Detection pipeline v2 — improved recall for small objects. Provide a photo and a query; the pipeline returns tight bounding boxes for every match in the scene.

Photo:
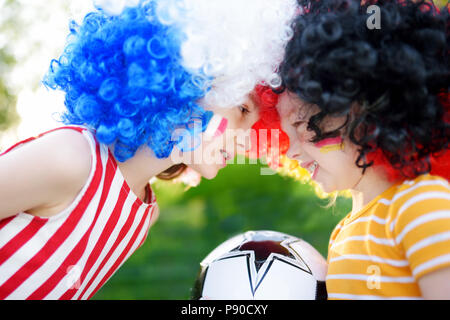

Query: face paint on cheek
[314,137,344,154]
[204,114,228,139]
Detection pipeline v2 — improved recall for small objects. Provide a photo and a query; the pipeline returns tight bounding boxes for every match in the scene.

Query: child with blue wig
[0,0,297,299]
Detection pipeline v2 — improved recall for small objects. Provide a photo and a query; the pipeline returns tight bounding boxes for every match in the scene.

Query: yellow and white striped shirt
[326,174,450,300]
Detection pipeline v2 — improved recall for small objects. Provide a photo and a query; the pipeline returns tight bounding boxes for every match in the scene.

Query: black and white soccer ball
[192,230,327,300]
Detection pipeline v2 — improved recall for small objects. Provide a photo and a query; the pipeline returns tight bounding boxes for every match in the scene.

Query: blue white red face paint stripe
[204,114,228,139]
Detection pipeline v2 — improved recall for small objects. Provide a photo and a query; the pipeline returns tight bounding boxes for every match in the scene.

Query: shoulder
[45,128,95,196]
[389,175,450,282]
[29,128,93,182]
[3,127,92,179]
[392,174,450,215]
[384,174,449,210]
[18,128,92,194]
[390,174,450,245]
[0,127,94,218]
[31,128,95,216]
[399,174,449,191]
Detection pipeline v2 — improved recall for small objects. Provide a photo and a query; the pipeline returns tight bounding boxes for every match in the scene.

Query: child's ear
[344,101,368,141]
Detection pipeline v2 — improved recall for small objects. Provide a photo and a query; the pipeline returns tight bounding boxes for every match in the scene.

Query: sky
[0,0,95,149]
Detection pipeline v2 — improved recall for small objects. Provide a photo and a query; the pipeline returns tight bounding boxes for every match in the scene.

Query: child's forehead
[276,92,295,115]
[277,92,311,118]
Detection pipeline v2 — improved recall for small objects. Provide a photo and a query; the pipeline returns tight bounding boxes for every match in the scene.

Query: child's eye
[239,104,250,115]
[292,120,305,128]
[292,109,308,128]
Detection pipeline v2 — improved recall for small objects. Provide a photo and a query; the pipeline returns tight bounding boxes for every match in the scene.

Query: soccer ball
[191,230,328,300]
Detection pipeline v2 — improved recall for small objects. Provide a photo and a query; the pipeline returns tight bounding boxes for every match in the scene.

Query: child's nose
[235,137,251,154]
[286,145,301,161]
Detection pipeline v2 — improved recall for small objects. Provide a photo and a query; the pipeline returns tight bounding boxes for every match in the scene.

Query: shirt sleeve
[393,178,450,281]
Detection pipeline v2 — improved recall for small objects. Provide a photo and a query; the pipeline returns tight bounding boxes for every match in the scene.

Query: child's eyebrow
[294,99,317,121]
[247,92,258,109]
[296,106,308,120]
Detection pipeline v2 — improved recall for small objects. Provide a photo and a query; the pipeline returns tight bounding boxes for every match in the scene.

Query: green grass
[92,161,351,300]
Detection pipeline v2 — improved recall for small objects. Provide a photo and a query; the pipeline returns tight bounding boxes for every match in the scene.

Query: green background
[92,161,351,300]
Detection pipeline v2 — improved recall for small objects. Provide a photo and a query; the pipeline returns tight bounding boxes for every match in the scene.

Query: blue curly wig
[43,1,213,162]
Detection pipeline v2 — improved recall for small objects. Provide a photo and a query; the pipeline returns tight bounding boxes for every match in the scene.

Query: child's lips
[300,160,319,178]
[220,149,233,161]
[219,149,234,167]
[300,161,314,170]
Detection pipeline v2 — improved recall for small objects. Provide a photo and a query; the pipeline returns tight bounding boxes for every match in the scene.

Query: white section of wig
[93,0,140,15]
[176,0,298,108]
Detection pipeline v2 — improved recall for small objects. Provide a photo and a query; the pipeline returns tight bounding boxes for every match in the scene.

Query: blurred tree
[0,0,20,132]
[436,0,447,8]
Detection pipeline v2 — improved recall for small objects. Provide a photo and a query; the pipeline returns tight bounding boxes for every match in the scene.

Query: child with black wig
[0,0,297,299]
[277,0,450,299]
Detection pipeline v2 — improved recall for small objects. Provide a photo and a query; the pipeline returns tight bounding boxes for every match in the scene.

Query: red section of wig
[367,91,449,181]
[249,85,289,169]
[428,91,449,181]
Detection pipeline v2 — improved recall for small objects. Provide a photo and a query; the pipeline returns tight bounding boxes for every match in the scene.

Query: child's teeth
[221,150,228,159]
[308,161,317,174]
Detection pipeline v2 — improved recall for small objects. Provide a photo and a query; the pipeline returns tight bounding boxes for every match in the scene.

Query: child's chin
[314,178,336,194]
[200,168,220,180]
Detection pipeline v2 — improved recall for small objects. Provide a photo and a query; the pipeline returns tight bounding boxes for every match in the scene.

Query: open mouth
[302,160,319,178]
[220,149,232,161]
[219,149,235,167]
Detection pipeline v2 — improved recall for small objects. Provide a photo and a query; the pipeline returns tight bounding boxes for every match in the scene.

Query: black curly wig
[280,0,449,180]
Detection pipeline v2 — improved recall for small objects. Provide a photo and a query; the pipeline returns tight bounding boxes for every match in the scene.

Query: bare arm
[0,129,92,219]
[419,267,450,299]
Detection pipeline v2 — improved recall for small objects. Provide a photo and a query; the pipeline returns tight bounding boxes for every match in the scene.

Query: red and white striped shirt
[0,126,157,300]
